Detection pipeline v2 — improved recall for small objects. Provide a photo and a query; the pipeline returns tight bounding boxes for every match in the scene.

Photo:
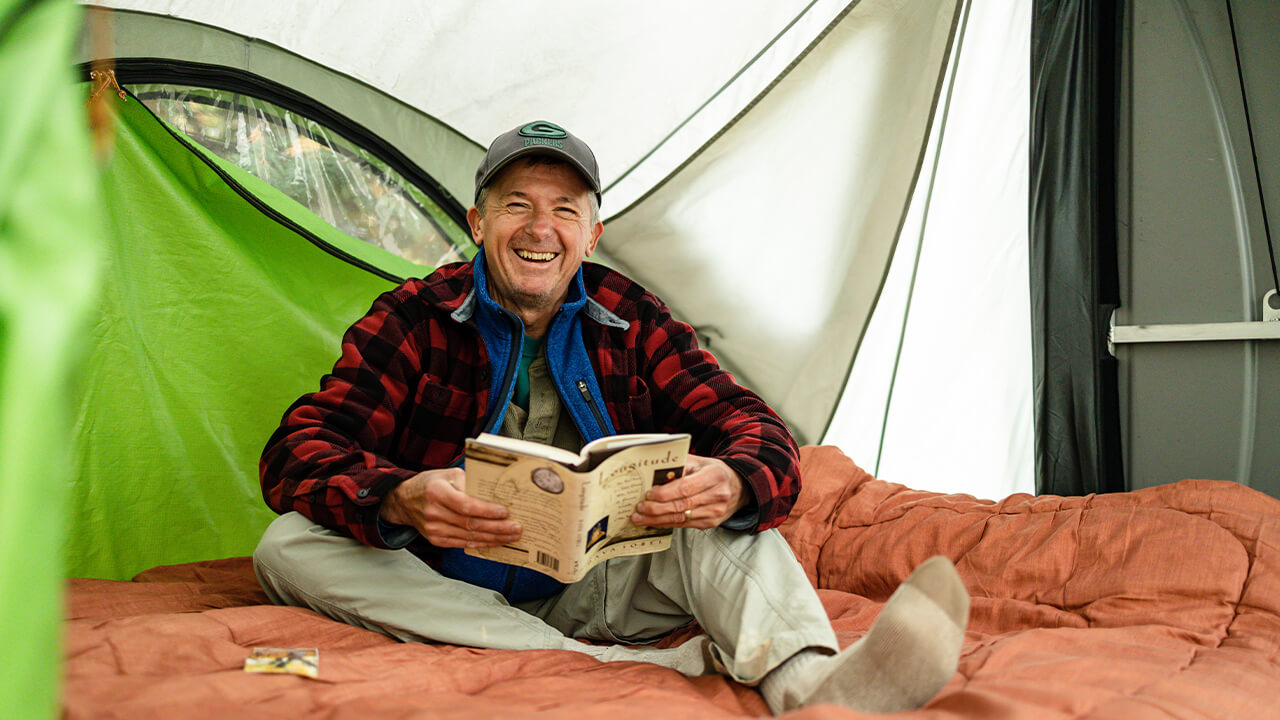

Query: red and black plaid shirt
[260,261,801,550]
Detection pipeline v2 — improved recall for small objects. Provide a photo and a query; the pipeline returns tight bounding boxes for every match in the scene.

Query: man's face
[468,158,603,335]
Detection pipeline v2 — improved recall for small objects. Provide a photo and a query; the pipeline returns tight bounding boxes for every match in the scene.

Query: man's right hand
[377,468,521,548]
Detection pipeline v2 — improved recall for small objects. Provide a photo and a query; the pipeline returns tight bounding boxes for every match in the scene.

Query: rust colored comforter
[64,446,1280,718]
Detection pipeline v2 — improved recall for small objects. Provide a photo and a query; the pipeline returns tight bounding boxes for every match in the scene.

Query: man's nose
[525,208,555,238]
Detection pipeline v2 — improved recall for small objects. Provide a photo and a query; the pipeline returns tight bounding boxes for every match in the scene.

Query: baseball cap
[474,121,602,205]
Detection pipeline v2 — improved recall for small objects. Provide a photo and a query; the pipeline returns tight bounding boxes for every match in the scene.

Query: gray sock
[760,555,969,714]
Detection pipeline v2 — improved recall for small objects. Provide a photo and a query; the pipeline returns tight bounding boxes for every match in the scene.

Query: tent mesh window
[131,84,472,268]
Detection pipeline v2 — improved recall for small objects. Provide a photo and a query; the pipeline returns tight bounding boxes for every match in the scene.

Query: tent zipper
[122,87,406,283]
[82,57,468,229]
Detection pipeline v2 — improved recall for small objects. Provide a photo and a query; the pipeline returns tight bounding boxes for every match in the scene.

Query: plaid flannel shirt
[260,259,801,554]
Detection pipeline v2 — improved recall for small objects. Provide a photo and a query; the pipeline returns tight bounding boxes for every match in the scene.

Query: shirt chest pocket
[616,376,654,432]
[402,377,479,465]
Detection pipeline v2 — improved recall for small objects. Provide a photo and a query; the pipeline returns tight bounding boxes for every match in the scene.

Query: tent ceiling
[90,0,849,212]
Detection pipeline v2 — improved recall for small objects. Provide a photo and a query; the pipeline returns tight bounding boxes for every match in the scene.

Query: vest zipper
[576,379,609,438]
[485,314,524,434]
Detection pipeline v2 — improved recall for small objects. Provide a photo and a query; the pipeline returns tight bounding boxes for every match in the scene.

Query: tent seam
[604,0,864,224]
[600,0,825,197]
[825,0,970,449]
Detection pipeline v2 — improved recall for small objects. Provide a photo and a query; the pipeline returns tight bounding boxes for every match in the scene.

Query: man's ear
[585,220,603,256]
[467,206,484,245]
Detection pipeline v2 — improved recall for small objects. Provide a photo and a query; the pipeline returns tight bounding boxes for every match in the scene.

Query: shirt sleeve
[259,288,423,548]
[637,305,801,532]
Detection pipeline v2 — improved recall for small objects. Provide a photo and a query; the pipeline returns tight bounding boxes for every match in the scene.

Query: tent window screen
[131,84,473,267]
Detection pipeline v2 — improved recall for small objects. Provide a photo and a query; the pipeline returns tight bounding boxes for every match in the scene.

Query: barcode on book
[536,552,560,571]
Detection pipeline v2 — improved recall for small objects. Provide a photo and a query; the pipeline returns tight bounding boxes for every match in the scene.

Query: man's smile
[514,249,559,263]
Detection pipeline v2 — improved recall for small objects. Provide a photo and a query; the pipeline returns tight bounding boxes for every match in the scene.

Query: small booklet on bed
[464,432,690,583]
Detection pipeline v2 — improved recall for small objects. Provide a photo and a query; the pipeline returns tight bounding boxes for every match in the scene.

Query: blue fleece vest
[436,253,617,603]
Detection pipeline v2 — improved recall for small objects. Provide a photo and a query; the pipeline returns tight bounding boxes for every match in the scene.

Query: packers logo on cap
[476,120,600,202]
[519,121,569,139]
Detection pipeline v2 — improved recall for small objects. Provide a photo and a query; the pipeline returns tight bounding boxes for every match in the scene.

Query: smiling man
[468,155,603,338]
[254,121,969,715]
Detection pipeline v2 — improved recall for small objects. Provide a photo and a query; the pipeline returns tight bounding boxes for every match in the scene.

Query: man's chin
[487,272,575,320]
[495,287,561,318]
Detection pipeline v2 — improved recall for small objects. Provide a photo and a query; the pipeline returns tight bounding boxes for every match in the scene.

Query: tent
[62,0,1003,583]
[1,0,1276,717]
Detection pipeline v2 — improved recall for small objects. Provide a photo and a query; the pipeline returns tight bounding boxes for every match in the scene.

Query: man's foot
[761,555,969,714]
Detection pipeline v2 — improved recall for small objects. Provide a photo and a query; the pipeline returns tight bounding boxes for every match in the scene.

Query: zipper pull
[576,379,610,437]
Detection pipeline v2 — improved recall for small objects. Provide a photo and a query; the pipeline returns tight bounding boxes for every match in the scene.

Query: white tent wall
[825,0,1034,499]
[602,0,962,446]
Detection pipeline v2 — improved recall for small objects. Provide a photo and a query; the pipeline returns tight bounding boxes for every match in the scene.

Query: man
[254,120,968,714]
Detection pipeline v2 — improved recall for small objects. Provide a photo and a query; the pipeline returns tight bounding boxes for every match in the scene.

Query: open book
[464,432,690,583]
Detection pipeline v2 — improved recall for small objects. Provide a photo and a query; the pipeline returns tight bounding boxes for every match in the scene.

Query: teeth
[515,249,557,262]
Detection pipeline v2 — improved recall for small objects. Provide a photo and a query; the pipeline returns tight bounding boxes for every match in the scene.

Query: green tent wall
[67,92,472,580]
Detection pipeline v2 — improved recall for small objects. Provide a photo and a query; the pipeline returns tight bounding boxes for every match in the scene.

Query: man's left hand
[631,454,749,529]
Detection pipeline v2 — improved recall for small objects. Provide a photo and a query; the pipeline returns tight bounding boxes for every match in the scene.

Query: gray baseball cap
[474,121,601,205]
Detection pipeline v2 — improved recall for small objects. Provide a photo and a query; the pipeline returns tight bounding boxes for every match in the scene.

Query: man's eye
[554,207,579,218]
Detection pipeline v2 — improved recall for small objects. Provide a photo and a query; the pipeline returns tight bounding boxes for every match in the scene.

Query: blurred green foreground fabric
[1,1,104,717]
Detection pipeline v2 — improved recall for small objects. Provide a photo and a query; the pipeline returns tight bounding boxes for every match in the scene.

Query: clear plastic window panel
[131,84,474,268]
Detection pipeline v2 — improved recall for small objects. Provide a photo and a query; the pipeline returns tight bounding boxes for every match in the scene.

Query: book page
[578,433,684,472]
[466,455,585,579]
[579,435,688,567]
[467,433,584,466]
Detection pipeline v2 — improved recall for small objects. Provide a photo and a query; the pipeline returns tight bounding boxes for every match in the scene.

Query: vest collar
[450,252,626,330]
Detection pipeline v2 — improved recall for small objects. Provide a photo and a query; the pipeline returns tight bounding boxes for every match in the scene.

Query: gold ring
[683,509,692,522]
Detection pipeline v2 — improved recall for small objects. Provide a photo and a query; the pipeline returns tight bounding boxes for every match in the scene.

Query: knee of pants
[669,526,794,565]
[252,511,311,574]
[251,511,348,604]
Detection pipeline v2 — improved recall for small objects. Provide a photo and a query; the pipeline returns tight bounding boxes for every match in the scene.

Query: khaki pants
[253,512,838,682]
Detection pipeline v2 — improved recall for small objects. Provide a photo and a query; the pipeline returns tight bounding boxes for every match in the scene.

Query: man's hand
[378,468,521,548]
[631,454,750,529]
